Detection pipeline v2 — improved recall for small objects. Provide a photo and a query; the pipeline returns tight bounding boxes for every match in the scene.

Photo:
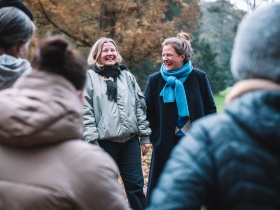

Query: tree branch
[38,0,91,46]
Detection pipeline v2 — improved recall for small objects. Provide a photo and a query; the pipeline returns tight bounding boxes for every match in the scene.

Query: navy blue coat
[149,90,280,210]
[144,69,216,204]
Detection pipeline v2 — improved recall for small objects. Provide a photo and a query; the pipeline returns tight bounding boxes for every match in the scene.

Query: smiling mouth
[105,58,115,61]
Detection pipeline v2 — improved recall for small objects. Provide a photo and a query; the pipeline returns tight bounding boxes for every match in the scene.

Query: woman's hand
[141,144,151,156]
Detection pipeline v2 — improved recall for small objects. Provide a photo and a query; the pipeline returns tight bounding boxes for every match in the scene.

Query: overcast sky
[201,0,280,12]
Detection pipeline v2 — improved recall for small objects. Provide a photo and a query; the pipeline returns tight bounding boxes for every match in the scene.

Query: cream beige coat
[0,70,130,210]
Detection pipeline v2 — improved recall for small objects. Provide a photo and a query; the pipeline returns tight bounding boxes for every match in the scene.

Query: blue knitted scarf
[160,61,193,117]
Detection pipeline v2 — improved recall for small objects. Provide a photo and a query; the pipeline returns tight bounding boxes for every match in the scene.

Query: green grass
[213,94,225,113]
[213,87,232,113]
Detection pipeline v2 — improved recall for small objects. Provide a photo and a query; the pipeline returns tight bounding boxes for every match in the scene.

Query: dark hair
[0,0,34,21]
[32,35,87,91]
[0,7,35,50]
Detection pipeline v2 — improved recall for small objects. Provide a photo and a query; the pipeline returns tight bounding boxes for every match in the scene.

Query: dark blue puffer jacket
[149,90,280,210]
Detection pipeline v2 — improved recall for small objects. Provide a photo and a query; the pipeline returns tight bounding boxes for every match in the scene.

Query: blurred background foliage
[26,0,272,95]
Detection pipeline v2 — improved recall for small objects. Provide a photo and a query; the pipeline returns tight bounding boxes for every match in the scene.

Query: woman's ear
[181,54,185,62]
[18,41,30,58]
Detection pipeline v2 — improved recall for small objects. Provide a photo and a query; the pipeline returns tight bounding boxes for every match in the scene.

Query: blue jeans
[99,135,146,210]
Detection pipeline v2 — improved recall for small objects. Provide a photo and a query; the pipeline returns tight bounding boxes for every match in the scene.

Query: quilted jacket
[149,80,280,210]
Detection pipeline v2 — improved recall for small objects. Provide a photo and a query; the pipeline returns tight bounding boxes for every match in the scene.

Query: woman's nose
[162,55,168,61]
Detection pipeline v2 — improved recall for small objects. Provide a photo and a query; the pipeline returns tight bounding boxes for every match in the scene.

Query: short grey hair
[0,7,35,50]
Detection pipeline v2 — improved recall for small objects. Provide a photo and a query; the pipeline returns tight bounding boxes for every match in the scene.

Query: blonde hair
[87,37,122,68]
[162,31,193,63]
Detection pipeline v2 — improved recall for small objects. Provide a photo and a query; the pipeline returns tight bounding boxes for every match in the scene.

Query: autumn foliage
[24,0,200,195]
[23,0,200,198]
[25,0,200,68]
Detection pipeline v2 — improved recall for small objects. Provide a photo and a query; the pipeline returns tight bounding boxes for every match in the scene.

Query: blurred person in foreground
[0,0,35,90]
[0,35,130,210]
[144,31,216,205]
[148,4,280,210]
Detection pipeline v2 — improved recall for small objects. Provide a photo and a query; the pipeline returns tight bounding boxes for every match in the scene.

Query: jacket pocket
[97,114,123,139]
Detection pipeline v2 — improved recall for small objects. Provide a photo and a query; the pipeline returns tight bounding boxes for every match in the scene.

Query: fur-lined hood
[225,79,280,148]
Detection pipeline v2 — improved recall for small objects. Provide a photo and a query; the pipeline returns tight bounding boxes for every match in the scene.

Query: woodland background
[25,0,277,93]
[24,0,278,196]
[24,0,243,93]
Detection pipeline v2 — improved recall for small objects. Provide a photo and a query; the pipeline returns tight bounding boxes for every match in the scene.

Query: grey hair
[162,31,193,63]
[87,37,122,68]
[0,7,35,50]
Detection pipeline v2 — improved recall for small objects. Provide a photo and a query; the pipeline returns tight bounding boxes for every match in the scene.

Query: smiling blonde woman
[83,37,151,210]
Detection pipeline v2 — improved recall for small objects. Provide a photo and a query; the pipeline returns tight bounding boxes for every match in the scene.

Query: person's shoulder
[189,68,208,83]
[191,68,206,76]
[186,112,234,149]
[118,64,132,77]
[148,71,161,80]
[86,68,98,77]
[121,68,132,76]
[120,68,137,84]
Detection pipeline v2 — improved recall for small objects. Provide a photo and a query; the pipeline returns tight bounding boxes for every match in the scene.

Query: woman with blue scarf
[144,31,216,205]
